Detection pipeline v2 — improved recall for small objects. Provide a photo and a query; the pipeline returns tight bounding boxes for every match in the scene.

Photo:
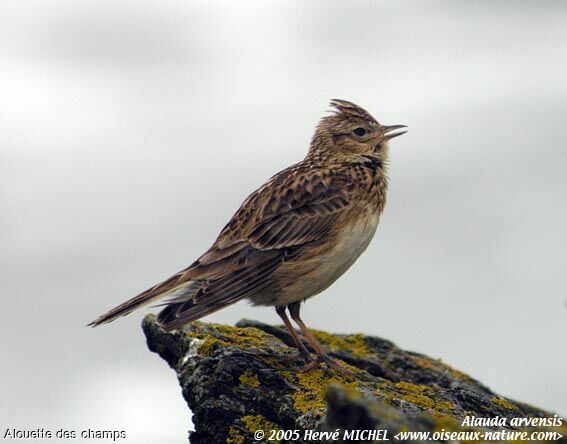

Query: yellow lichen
[433,357,472,381]
[395,381,433,393]
[239,370,261,388]
[240,415,281,443]
[185,323,276,356]
[226,427,245,444]
[373,381,455,414]
[430,414,461,431]
[291,368,361,413]
[310,329,372,357]
[491,396,517,411]
[411,356,433,368]
[194,337,224,357]
[410,356,472,381]
[446,366,472,381]
[210,323,274,347]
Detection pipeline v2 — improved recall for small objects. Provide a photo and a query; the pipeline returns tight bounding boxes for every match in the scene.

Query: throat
[361,154,383,170]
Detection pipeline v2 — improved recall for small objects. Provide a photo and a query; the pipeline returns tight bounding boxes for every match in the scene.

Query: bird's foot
[295,354,356,376]
[319,354,357,376]
[297,359,320,372]
[254,349,313,363]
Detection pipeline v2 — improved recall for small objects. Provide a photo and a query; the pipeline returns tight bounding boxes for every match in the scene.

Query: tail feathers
[156,252,281,331]
[87,281,200,327]
[87,293,158,327]
[156,295,242,332]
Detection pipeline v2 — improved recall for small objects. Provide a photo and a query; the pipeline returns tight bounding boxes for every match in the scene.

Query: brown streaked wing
[247,186,352,250]
[215,166,356,251]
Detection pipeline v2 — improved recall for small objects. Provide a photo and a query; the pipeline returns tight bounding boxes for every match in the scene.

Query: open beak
[381,124,408,141]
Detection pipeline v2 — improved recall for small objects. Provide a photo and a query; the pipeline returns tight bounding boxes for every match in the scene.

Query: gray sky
[1,1,566,441]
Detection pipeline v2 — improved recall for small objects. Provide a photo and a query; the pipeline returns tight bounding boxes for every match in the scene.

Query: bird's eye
[352,127,367,137]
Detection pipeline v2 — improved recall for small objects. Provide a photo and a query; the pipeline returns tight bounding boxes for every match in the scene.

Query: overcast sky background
[1,1,566,442]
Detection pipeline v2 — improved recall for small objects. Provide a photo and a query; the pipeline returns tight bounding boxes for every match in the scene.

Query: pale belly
[252,211,381,307]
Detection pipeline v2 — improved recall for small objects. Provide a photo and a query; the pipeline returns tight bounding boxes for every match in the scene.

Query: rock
[142,315,565,443]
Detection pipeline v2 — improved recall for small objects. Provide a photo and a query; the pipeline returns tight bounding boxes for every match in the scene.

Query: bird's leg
[288,301,355,375]
[273,306,314,362]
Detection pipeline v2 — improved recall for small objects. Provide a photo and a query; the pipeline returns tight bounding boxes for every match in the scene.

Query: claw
[293,353,357,375]
[297,360,320,372]
[320,355,356,376]
[255,350,314,363]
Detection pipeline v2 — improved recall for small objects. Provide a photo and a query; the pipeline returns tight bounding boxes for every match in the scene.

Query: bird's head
[309,99,407,163]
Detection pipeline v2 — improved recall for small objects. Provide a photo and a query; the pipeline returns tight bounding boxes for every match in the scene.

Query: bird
[89,99,407,372]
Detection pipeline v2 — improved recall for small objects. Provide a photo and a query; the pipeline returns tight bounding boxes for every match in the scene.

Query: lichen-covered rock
[142,315,565,443]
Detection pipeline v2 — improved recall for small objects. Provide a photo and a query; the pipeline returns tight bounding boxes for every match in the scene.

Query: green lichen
[239,370,261,388]
[310,329,372,357]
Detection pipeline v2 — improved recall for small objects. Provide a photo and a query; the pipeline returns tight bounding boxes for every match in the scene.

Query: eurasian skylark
[90,100,406,372]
